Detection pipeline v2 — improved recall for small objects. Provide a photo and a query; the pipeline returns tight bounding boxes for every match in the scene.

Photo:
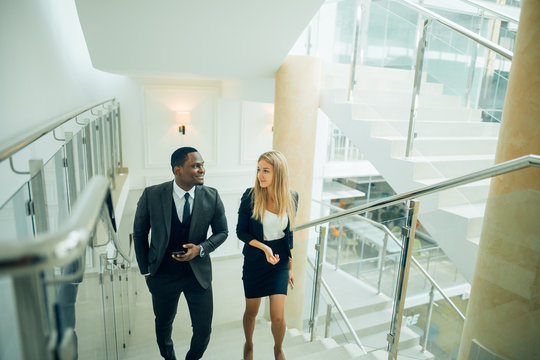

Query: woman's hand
[263,246,280,265]
[288,269,294,289]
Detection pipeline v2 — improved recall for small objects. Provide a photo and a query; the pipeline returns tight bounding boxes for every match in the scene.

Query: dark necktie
[183,192,191,223]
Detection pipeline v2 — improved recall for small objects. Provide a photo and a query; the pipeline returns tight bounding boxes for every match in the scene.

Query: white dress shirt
[172,181,195,222]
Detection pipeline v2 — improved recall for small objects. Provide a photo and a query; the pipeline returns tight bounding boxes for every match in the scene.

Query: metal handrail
[459,0,519,24]
[0,176,130,276]
[0,98,115,161]
[314,199,466,320]
[294,154,540,231]
[397,0,513,60]
[306,258,365,351]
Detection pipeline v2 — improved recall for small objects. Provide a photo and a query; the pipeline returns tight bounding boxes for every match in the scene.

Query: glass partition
[43,149,70,232]
[0,182,34,241]
[305,193,471,357]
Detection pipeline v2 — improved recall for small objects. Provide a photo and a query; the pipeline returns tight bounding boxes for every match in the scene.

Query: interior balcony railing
[0,99,130,360]
[297,154,539,359]
[302,0,518,157]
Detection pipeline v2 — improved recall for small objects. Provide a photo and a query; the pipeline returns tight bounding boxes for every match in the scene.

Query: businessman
[133,147,228,360]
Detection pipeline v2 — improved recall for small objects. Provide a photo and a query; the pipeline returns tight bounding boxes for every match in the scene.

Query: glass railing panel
[362,0,418,69]
[90,117,105,176]
[416,16,511,126]
[43,149,70,232]
[100,253,120,359]
[75,267,108,360]
[72,132,87,197]
[307,195,474,356]
[0,182,34,241]
[0,276,24,359]
[400,294,466,359]
[303,264,367,348]
[308,0,358,65]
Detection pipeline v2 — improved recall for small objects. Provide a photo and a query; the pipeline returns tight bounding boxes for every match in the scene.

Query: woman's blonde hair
[251,151,296,225]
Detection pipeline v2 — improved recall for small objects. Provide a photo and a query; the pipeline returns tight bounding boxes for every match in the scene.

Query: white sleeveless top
[263,210,288,241]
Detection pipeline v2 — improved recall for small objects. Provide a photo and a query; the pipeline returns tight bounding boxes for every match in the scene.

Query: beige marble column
[458,1,540,358]
[273,55,322,329]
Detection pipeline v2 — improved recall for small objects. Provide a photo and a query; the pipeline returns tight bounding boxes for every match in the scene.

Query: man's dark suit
[133,181,228,359]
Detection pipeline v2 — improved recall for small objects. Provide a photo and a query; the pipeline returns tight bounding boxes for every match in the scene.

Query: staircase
[303,263,436,359]
[320,63,501,281]
[206,317,432,359]
[116,255,437,359]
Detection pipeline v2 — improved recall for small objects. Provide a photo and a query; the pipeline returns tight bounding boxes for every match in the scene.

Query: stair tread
[406,154,495,162]
[294,343,364,360]
[359,327,421,351]
[441,202,486,217]
[377,135,498,141]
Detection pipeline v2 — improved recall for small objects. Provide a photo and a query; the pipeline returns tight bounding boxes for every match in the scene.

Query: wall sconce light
[175,112,191,135]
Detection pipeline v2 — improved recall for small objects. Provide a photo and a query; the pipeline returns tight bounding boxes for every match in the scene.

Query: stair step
[352,89,462,108]
[285,338,338,358]
[377,136,498,157]
[416,177,491,206]
[359,327,421,352]
[352,103,482,122]
[349,347,435,359]
[325,308,393,338]
[407,155,495,180]
[440,203,486,237]
[362,119,500,138]
[295,342,365,359]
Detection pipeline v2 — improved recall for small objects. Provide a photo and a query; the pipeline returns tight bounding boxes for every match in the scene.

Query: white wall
[0,0,133,207]
[121,76,275,256]
[0,1,133,358]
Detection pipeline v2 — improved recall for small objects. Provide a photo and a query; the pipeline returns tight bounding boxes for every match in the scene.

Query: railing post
[347,0,362,102]
[106,106,116,189]
[83,122,94,181]
[422,284,435,352]
[335,223,343,270]
[64,132,78,209]
[377,233,388,295]
[309,226,327,342]
[325,303,332,338]
[405,19,430,158]
[115,103,124,169]
[387,200,420,359]
[465,10,485,107]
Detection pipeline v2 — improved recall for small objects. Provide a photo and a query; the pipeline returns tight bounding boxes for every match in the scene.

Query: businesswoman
[236,151,298,360]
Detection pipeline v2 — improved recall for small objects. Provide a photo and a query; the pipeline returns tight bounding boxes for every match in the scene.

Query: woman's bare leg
[269,294,287,360]
[243,298,261,360]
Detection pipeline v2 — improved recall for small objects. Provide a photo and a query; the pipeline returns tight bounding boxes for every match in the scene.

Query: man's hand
[172,244,201,262]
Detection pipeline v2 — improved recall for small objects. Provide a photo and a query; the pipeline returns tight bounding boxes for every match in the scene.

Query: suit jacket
[236,188,298,259]
[133,181,228,289]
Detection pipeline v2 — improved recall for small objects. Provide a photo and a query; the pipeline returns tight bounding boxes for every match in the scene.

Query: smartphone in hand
[172,250,186,256]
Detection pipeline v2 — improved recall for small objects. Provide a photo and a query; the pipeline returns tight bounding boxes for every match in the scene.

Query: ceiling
[75,0,325,79]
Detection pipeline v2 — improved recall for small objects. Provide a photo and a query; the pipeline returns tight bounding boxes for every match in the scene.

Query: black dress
[242,237,290,298]
[236,188,298,299]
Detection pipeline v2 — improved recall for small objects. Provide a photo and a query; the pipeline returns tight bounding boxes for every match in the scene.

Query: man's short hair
[171,147,198,173]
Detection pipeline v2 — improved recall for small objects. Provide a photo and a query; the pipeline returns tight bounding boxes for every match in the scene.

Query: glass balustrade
[305,191,473,357]
[0,100,128,360]
[0,182,34,241]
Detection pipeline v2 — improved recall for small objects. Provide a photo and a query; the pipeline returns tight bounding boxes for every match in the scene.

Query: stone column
[458,1,540,358]
[273,55,322,329]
